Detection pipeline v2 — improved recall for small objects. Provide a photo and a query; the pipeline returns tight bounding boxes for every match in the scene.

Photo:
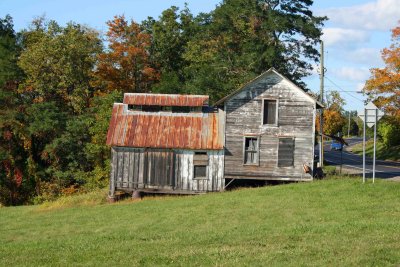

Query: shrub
[378,120,400,148]
[33,181,62,204]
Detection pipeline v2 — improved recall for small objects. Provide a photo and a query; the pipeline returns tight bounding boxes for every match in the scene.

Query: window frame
[193,151,208,180]
[261,98,279,126]
[243,136,260,166]
[277,137,295,168]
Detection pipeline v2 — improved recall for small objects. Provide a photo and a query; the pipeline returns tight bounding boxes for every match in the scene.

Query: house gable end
[215,68,321,108]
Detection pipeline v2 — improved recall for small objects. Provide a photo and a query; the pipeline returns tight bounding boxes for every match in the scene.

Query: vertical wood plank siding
[224,73,315,181]
[110,148,224,193]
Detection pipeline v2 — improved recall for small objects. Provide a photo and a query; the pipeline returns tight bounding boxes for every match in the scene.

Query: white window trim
[261,98,279,127]
[243,136,260,166]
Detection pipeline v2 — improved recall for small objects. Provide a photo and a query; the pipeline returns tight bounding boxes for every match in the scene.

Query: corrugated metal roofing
[106,103,224,150]
[123,93,209,107]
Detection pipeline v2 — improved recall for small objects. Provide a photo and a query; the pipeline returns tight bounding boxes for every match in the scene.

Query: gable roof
[214,68,323,108]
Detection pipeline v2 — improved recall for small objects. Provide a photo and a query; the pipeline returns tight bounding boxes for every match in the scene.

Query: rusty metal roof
[123,93,209,107]
[106,103,224,150]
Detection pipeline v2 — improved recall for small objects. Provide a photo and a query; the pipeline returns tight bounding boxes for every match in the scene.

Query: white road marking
[325,160,385,173]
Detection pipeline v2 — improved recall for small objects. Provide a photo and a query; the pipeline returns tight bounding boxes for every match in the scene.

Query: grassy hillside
[1,178,400,266]
[351,140,400,161]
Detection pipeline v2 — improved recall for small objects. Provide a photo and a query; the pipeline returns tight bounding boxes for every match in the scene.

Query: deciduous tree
[365,22,400,120]
[316,91,347,136]
[0,15,31,205]
[94,15,159,93]
[18,19,102,114]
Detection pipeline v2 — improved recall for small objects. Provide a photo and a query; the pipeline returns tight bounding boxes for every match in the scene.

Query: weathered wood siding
[174,150,224,192]
[224,73,316,181]
[110,147,224,194]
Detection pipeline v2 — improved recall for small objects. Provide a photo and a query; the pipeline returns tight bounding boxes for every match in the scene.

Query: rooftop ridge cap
[123,93,209,98]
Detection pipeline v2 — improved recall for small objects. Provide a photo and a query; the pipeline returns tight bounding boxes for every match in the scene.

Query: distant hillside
[1,178,400,266]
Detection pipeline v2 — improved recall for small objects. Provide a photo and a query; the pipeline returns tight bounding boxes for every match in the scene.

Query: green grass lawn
[1,178,400,266]
[351,140,400,161]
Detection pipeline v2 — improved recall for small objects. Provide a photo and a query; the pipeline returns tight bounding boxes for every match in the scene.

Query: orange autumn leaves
[94,15,159,94]
[365,22,400,120]
[316,91,347,136]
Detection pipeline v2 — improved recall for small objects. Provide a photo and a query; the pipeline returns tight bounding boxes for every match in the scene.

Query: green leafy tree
[83,91,122,188]
[147,6,196,94]
[183,0,326,101]
[378,118,400,148]
[0,15,22,86]
[23,102,66,195]
[39,91,122,192]
[253,0,326,84]
[342,111,359,137]
[18,19,102,114]
[0,15,31,205]
[8,19,104,203]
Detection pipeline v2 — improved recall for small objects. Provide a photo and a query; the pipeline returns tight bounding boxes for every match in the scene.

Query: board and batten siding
[109,147,224,195]
[224,73,316,181]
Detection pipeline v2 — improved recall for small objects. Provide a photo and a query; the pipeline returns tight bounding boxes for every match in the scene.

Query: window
[263,99,277,125]
[132,106,202,113]
[128,105,142,111]
[194,165,207,179]
[193,152,208,179]
[172,106,191,113]
[244,137,259,165]
[278,138,295,167]
[142,105,161,112]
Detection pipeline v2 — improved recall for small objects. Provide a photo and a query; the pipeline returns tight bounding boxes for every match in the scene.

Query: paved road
[316,137,400,179]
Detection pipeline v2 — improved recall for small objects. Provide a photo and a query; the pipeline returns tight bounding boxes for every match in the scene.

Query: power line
[324,76,364,103]
[325,89,360,93]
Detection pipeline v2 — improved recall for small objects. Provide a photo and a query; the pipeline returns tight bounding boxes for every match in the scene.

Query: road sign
[358,102,385,183]
[358,102,384,127]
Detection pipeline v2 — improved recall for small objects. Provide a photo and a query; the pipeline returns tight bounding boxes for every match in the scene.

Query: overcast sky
[1,0,399,112]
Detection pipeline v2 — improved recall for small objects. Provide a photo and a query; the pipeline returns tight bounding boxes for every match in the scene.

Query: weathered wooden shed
[215,68,323,182]
[106,94,225,199]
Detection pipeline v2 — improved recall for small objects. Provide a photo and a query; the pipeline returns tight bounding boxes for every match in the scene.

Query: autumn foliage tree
[94,16,159,93]
[316,91,347,136]
[364,22,400,120]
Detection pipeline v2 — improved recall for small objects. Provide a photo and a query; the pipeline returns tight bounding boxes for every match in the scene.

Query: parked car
[330,141,343,151]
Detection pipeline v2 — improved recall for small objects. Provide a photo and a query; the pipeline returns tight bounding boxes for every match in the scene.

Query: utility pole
[363,108,366,183]
[373,109,377,183]
[319,41,324,167]
[348,111,351,137]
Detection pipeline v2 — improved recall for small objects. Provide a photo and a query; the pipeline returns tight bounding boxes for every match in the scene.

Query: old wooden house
[106,68,322,198]
[215,68,323,182]
[106,94,225,199]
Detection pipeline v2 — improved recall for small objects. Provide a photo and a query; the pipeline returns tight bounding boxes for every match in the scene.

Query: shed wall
[109,147,224,195]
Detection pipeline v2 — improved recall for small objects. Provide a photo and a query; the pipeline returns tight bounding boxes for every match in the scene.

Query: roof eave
[316,101,324,109]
